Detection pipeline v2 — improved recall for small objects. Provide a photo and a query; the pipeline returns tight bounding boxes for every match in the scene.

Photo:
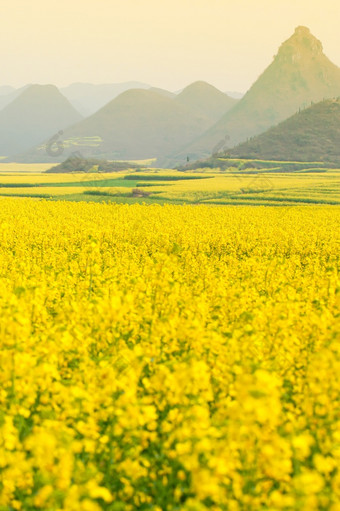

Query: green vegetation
[46,156,144,173]
[123,174,210,181]
[225,99,340,163]
[180,157,333,172]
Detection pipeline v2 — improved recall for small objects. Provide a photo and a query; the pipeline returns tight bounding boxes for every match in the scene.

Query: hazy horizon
[1,0,339,93]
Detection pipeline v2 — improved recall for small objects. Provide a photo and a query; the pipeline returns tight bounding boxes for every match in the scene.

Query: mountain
[180,26,340,160]
[18,88,215,163]
[226,99,340,163]
[175,81,237,123]
[60,82,151,116]
[0,84,82,156]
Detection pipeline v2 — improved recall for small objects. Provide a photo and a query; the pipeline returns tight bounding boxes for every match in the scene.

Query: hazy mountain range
[0,81,242,118]
[14,83,237,163]
[2,26,340,166]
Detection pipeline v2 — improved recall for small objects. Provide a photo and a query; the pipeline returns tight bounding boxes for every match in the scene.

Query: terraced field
[0,160,339,206]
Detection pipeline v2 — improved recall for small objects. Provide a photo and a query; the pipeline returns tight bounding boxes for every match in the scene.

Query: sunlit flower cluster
[0,200,339,510]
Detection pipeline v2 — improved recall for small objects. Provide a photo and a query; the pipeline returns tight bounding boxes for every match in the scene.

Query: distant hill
[227,99,340,163]
[0,84,82,156]
[175,81,237,123]
[61,88,211,160]
[20,87,228,163]
[60,82,151,116]
[179,26,340,160]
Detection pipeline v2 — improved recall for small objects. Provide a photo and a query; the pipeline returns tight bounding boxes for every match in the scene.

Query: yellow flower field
[0,200,339,510]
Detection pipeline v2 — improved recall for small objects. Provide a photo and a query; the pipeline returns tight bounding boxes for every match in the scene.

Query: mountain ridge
[16,82,237,163]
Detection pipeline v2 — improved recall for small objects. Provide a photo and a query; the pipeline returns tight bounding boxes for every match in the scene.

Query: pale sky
[0,0,339,93]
